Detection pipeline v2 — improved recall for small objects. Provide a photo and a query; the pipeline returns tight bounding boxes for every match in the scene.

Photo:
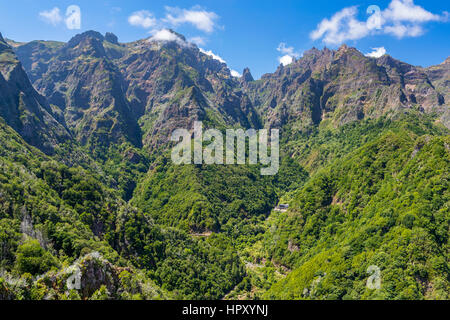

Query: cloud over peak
[279,55,294,66]
[230,70,241,78]
[188,36,207,46]
[128,6,219,48]
[149,29,184,43]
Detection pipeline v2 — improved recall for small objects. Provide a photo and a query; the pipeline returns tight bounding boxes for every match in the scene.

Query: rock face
[244,45,446,130]
[0,33,70,154]
[7,31,450,157]
[425,56,450,105]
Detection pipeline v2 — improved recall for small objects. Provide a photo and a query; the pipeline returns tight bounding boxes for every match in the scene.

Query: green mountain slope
[1,29,449,301]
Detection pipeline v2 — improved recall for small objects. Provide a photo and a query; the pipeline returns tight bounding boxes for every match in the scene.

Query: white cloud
[164,6,218,33]
[39,7,63,26]
[189,36,206,46]
[279,55,294,66]
[230,70,241,77]
[310,0,447,45]
[365,47,387,58]
[277,43,300,66]
[199,48,226,63]
[128,10,157,29]
[149,29,185,44]
[65,5,81,30]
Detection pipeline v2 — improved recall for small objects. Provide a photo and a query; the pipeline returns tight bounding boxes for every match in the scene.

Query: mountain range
[0,30,448,300]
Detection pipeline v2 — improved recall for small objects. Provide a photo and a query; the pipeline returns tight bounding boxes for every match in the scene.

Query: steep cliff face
[376,54,444,112]
[0,33,70,154]
[245,45,446,131]
[11,32,449,152]
[14,40,64,84]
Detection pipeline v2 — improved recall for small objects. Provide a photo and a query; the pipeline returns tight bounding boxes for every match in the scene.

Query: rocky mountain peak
[376,54,414,75]
[0,32,4,43]
[70,30,104,42]
[242,67,254,82]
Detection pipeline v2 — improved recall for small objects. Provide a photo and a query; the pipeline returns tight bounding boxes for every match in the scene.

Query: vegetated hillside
[1,29,449,300]
[260,125,449,300]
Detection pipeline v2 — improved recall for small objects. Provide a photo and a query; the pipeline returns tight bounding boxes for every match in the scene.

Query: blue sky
[0,0,449,78]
